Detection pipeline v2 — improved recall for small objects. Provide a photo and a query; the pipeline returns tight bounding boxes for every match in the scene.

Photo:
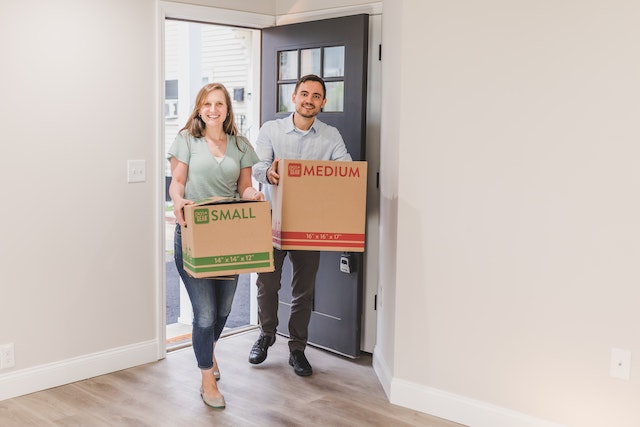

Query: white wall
[181,0,275,15]
[0,0,160,400]
[380,1,640,426]
[0,0,277,401]
[276,0,375,15]
[3,0,638,426]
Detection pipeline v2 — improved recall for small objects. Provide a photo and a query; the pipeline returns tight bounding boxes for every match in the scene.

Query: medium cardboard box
[181,197,274,278]
[271,159,367,252]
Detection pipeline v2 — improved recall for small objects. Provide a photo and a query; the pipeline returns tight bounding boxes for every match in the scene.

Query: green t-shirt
[167,130,259,201]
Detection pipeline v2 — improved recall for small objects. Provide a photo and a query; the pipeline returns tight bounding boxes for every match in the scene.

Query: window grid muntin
[276,45,345,113]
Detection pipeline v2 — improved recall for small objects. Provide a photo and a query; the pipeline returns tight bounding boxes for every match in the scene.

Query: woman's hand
[238,167,264,201]
[173,197,194,226]
[242,187,265,201]
[168,158,192,226]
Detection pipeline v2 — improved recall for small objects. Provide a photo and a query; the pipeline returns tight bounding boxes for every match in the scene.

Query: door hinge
[378,44,382,61]
[374,294,377,310]
[376,172,379,189]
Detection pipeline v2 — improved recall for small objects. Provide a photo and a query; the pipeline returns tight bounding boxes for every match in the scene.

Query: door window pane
[323,46,345,77]
[324,81,344,112]
[279,50,298,80]
[278,83,296,113]
[300,48,321,76]
[276,45,346,113]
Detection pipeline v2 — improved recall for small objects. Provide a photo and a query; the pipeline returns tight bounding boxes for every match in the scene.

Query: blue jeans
[174,224,238,369]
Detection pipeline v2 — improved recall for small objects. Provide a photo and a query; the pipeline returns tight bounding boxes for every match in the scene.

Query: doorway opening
[163,18,261,348]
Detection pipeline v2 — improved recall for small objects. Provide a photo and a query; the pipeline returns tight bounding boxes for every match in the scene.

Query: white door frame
[156,2,272,359]
[156,1,382,358]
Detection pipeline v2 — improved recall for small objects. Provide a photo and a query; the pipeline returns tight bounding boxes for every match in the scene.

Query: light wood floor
[0,329,464,427]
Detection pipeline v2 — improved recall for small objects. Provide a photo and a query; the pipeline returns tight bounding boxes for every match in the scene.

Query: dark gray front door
[261,14,369,357]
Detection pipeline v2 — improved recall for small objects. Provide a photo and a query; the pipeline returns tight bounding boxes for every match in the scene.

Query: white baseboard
[0,340,159,402]
[373,346,566,427]
[372,344,392,398]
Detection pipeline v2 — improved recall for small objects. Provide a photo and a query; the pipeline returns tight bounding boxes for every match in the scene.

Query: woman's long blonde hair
[181,83,239,138]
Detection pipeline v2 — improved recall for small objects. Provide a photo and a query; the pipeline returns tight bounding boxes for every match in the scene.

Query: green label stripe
[185,261,272,274]
[186,251,271,266]
[183,252,272,273]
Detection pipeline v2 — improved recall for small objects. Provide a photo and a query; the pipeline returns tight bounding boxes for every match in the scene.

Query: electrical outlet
[610,348,631,380]
[127,159,146,183]
[0,343,15,369]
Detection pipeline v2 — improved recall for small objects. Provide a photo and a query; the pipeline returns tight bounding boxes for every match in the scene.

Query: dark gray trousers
[256,248,320,352]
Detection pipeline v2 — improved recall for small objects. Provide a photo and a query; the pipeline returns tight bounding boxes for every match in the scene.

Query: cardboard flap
[192,196,257,207]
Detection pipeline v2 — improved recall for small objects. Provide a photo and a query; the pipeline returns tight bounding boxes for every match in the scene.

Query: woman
[168,83,264,409]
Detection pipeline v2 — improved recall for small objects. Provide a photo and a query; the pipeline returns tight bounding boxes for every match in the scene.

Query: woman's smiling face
[199,89,228,126]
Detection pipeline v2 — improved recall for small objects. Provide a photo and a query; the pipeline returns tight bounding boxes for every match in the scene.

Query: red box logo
[288,162,302,177]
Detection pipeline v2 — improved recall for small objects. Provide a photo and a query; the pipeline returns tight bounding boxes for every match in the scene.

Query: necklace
[205,135,227,149]
[205,134,227,158]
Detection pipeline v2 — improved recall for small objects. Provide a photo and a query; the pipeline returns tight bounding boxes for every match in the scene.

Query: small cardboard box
[271,159,367,252]
[181,197,274,278]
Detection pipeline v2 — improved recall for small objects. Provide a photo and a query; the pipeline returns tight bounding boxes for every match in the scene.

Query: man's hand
[268,159,281,185]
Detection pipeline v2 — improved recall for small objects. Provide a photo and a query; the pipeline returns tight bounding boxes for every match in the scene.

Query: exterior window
[164,79,178,118]
[323,81,344,112]
[300,48,321,76]
[276,45,345,113]
[278,83,296,113]
[279,50,298,80]
[323,46,344,77]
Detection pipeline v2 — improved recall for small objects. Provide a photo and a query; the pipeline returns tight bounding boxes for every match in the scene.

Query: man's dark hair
[294,74,326,99]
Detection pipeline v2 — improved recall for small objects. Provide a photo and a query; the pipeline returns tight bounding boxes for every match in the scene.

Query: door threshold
[166,324,259,352]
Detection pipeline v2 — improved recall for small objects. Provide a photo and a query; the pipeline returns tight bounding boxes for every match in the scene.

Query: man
[249,74,352,376]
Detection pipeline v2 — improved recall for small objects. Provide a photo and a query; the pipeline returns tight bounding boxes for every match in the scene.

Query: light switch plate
[0,343,15,369]
[127,160,146,183]
[610,348,631,380]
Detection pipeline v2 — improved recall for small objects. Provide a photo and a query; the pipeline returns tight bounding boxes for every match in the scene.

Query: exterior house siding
[164,20,255,179]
